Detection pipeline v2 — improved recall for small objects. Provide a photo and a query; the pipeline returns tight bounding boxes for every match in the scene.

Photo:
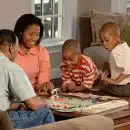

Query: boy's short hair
[62,39,81,53]
[99,22,120,37]
[0,29,16,45]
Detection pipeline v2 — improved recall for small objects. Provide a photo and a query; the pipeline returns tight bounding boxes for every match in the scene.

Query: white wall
[0,0,126,79]
[111,0,127,13]
[0,0,32,30]
[77,0,111,17]
[0,0,78,79]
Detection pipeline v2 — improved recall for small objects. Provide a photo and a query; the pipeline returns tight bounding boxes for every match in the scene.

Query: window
[33,0,63,40]
[32,0,77,47]
[127,0,130,13]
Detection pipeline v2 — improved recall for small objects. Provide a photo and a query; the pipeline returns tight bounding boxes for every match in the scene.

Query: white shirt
[0,54,36,111]
[109,42,130,85]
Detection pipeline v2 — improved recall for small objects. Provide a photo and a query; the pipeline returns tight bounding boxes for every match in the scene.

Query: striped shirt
[60,55,97,88]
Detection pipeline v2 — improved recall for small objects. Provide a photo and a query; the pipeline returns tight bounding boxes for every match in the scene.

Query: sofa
[0,111,114,130]
[79,15,109,70]
[79,9,130,70]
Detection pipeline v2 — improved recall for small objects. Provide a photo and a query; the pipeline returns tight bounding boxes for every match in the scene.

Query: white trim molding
[111,0,127,13]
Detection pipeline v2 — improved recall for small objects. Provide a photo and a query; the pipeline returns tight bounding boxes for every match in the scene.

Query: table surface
[41,92,130,125]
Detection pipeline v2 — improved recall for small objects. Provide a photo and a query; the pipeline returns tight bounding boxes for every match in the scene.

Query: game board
[52,88,120,100]
[60,92,100,99]
[47,95,101,113]
[47,89,129,114]
[82,99,129,115]
[47,95,129,114]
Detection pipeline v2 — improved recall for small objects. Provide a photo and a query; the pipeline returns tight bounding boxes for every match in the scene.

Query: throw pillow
[89,9,124,46]
[122,24,130,46]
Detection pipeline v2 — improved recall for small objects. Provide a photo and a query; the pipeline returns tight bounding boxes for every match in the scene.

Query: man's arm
[10,96,48,110]
[24,96,48,110]
[8,63,48,110]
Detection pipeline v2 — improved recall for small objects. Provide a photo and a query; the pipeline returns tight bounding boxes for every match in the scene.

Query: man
[0,29,55,129]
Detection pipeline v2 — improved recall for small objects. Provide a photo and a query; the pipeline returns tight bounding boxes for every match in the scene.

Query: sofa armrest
[79,16,93,52]
[24,115,114,130]
[0,111,13,130]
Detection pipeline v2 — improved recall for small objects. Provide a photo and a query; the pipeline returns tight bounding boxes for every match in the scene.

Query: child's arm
[80,64,97,89]
[104,73,129,85]
[73,84,87,92]
[60,63,72,91]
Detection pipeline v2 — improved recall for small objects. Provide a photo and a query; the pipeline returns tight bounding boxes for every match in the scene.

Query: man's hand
[24,96,49,110]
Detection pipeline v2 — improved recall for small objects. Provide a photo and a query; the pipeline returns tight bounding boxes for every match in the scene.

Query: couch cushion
[122,24,130,46]
[23,115,114,130]
[0,111,13,130]
[83,46,109,70]
[89,9,124,45]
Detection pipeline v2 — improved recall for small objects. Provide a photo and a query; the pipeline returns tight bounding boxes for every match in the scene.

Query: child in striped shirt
[60,39,98,92]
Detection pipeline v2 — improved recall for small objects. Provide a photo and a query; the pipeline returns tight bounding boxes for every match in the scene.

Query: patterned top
[14,45,50,89]
[60,55,97,88]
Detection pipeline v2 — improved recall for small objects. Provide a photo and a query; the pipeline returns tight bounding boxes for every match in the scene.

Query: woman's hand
[36,81,54,95]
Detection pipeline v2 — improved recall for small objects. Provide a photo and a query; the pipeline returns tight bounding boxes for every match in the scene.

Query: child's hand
[73,85,87,92]
[61,83,68,92]
[101,70,109,80]
[67,82,76,91]
[61,86,67,92]
[103,77,117,85]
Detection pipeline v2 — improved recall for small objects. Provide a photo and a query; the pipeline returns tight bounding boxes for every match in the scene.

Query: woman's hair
[0,29,16,45]
[14,14,44,44]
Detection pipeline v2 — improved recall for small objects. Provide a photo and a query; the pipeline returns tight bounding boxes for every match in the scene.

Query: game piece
[92,99,97,104]
[64,106,68,109]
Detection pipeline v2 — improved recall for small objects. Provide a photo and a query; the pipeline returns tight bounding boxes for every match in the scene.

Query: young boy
[99,22,130,97]
[60,39,98,92]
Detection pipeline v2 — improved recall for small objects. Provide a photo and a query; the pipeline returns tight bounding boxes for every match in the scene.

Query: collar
[18,46,38,56]
[111,42,128,54]
[0,52,9,60]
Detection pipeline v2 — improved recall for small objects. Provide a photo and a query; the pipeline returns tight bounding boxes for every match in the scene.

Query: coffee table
[45,94,130,130]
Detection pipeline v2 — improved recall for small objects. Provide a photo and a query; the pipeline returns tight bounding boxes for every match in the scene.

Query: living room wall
[0,0,126,79]
[0,0,32,30]
[0,0,78,79]
[77,0,111,16]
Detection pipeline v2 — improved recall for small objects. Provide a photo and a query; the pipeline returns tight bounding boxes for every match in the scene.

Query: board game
[46,95,98,112]
[46,89,129,114]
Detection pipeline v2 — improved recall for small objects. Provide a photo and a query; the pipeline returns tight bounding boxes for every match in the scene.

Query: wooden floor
[115,124,130,130]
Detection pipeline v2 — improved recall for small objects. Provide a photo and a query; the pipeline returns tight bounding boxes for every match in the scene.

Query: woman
[14,14,54,95]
